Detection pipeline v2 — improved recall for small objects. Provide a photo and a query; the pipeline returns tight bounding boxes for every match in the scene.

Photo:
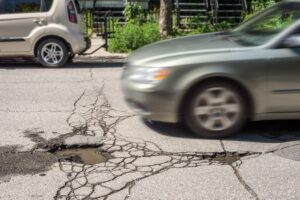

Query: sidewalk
[75,37,128,63]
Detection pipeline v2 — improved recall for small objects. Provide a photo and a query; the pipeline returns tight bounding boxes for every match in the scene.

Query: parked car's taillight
[67,1,77,24]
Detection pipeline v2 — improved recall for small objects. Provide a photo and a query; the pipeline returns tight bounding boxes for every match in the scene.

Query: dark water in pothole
[55,148,108,165]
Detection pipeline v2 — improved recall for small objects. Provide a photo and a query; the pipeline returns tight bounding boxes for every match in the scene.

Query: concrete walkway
[75,37,128,63]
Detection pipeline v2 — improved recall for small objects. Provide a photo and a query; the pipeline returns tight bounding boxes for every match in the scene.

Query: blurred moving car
[122,0,300,138]
[0,0,90,67]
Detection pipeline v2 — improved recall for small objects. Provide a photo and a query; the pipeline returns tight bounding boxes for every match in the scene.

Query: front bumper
[122,81,183,123]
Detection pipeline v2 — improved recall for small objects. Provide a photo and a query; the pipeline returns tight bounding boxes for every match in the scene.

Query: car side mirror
[282,35,300,48]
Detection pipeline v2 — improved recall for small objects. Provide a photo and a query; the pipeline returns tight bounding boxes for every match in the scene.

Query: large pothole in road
[24,132,110,165]
[53,147,109,165]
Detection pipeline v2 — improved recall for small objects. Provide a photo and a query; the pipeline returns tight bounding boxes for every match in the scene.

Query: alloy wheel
[193,87,241,131]
[41,43,64,65]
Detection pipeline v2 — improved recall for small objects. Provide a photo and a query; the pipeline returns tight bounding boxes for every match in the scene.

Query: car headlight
[128,67,171,84]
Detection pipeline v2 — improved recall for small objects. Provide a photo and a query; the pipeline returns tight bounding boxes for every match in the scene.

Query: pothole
[24,130,109,165]
[54,147,109,165]
[210,152,258,165]
[0,145,110,179]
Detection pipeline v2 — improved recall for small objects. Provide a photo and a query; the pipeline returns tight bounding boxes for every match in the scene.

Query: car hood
[127,32,245,66]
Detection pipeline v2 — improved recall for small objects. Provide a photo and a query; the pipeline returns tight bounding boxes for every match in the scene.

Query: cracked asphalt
[0,61,299,200]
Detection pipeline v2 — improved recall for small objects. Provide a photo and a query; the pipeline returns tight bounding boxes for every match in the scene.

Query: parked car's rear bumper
[69,33,91,54]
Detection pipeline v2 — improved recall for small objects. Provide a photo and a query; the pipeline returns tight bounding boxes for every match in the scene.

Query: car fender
[167,64,258,116]
[30,24,72,54]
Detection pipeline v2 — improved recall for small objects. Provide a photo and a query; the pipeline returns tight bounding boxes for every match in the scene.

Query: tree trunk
[160,0,173,38]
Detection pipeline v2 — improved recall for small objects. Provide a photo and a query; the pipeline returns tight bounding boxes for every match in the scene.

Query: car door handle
[33,18,46,25]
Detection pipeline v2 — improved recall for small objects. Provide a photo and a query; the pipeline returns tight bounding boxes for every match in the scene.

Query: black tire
[37,38,69,68]
[183,82,248,139]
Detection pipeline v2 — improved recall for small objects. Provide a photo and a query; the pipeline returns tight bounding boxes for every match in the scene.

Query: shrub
[123,2,147,25]
[142,22,161,44]
[109,22,160,53]
[108,3,160,53]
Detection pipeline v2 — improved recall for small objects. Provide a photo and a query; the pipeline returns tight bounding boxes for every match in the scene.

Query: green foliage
[146,11,160,23]
[108,3,160,53]
[187,20,233,35]
[176,11,234,36]
[123,3,147,24]
[109,22,160,53]
[142,22,161,44]
[188,22,214,34]
[83,10,93,36]
[243,0,276,20]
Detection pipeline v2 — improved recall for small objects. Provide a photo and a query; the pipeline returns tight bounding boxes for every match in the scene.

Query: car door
[0,0,47,53]
[266,46,300,113]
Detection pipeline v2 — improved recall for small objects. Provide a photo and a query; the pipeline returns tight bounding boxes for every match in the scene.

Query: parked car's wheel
[37,39,69,67]
[183,82,248,138]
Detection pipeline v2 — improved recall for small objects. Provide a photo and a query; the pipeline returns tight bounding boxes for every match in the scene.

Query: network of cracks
[2,84,299,200]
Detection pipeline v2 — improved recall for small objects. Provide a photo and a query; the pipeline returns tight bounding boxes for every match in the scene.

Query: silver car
[122,0,300,138]
[0,0,90,67]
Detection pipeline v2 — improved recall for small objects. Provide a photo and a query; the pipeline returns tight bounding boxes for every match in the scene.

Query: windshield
[232,3,300,46]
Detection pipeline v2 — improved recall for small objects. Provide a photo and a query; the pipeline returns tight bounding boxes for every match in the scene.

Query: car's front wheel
[183,82,248,138]
[37,39,69,68]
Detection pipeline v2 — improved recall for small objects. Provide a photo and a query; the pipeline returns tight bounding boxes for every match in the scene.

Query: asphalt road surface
[0,59,299,200]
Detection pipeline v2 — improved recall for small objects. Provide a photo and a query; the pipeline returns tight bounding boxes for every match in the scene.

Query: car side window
[0,0,42,14]
[0,0,4,13]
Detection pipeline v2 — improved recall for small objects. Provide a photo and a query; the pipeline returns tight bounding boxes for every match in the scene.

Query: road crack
[29,85,261,200]
[22,85,278,200]
[220,140,260,200]
[265,142,300,154]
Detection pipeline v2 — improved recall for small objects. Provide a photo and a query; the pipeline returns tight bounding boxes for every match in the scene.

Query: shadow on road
[0,58,124,69]
[144,120,300,143]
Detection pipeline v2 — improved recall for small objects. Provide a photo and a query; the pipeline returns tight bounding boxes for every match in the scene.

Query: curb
[74,55,128,63]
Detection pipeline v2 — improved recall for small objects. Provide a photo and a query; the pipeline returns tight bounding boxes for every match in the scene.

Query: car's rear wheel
[37,39,69,67]
[183,82,248,138]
